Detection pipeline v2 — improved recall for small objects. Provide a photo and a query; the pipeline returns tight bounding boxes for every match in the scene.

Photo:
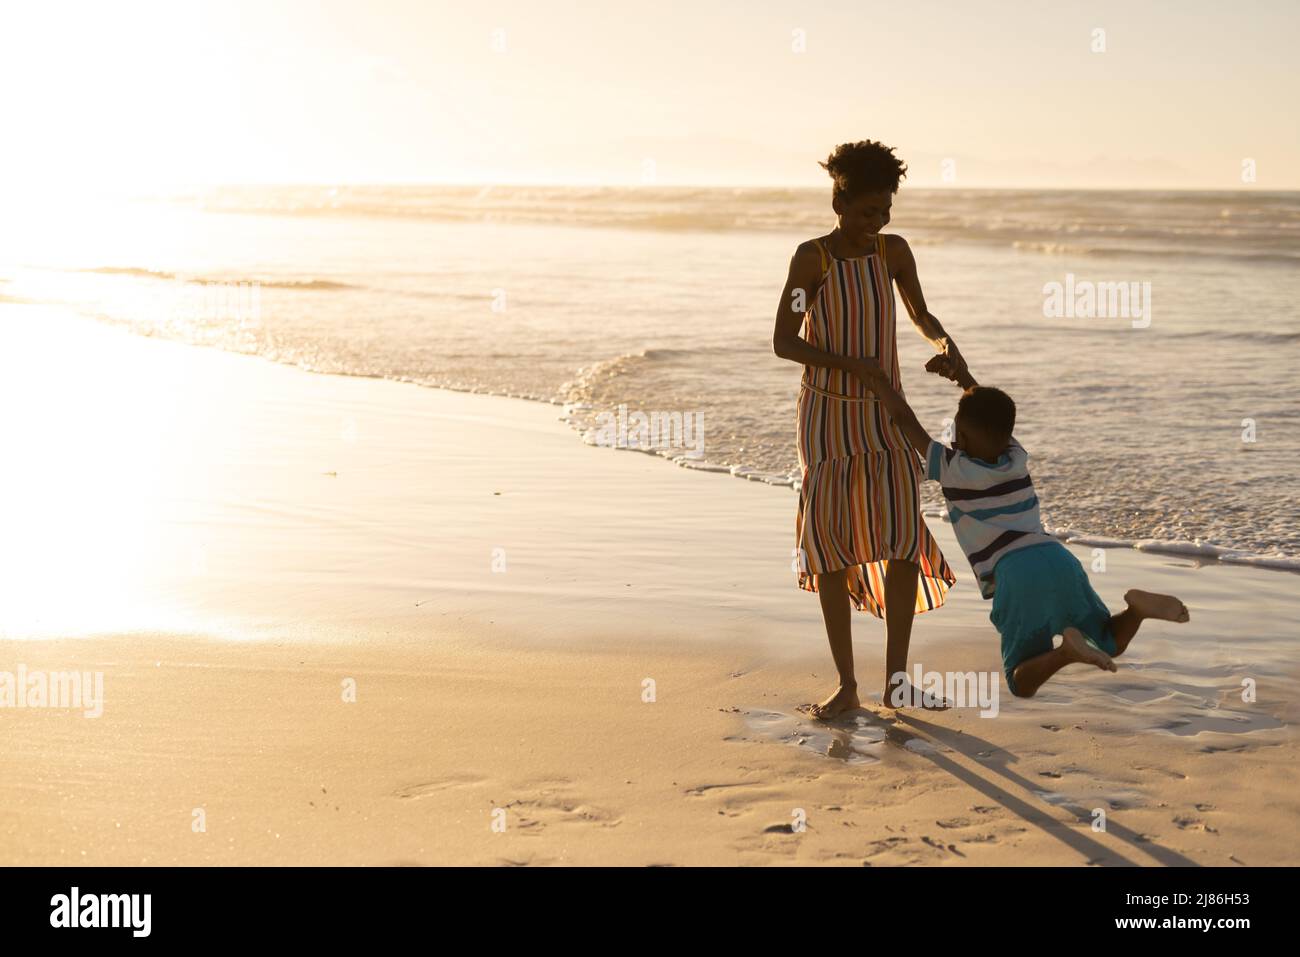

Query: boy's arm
[851,361,933,457]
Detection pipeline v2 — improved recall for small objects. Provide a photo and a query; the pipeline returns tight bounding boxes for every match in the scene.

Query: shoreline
[2,303,1296,866]
[33,307,1300,572]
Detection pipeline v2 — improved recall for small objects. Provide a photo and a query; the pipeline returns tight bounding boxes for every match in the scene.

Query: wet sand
[2,305,1296,865]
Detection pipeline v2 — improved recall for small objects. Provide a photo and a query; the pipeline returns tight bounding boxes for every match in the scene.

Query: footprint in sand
[738,707,956,764]
[497,854,562,867]
[861,836,912,864]
[1159,710,1285,736]
[498,792,623,833]
[929,815,1013,853]
[862,834,967,865]
[684,782,763,797]
[393,774,487,799]
[762,822,802,835]
[1034,787,1147,811]
[1133,764,1188,780]
[921,835,965,857]
[1198,742,1251,753]
[1173,815,1217,833]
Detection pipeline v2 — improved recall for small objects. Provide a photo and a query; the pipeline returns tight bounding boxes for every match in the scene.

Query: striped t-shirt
[924,438,1056,598]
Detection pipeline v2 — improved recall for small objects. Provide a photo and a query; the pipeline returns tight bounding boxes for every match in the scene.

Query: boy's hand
[925,353,959,380]
[925,345,976,389]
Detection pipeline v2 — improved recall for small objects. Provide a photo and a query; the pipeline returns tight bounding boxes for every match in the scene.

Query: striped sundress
[794,232,956,617]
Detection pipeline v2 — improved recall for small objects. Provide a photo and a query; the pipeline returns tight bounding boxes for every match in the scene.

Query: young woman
[772,139,966,718]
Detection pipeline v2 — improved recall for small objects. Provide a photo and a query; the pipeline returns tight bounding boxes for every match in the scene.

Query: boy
[852,355,1189,698]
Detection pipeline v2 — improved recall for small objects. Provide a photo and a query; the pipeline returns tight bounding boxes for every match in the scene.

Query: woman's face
[836,190,893,241]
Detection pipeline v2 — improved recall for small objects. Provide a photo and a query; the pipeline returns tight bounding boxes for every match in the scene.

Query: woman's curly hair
[819,140,908,201]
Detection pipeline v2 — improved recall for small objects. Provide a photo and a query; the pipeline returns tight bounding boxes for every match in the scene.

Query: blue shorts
[989,541,1116,695]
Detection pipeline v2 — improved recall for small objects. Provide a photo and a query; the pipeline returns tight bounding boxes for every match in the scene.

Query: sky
[0,0,1296,192]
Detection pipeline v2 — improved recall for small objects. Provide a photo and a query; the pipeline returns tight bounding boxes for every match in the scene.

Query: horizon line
[129,182,1300,194]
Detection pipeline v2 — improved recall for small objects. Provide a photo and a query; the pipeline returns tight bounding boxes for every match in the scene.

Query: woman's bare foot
[1061,626,1117,673]
[799,683,860,721]
[883,677,951,710]
[1124,589,1190,623]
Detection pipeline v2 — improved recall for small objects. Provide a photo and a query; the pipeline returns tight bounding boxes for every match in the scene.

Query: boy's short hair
[957,386,1016,443]
[819,140,908,201]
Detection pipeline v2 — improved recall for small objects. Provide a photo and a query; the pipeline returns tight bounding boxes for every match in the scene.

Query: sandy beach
[1,304,1296,867]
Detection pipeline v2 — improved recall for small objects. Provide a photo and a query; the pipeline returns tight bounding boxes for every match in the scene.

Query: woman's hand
[848,356,886,391]
[940,337,968,376]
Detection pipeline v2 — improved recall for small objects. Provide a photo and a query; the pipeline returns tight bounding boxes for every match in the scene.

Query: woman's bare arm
[772,241,871,378]
[888,234,971,383]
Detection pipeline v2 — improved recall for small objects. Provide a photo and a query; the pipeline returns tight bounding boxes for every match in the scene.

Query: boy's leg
[1109,589,1191,656]
[802,567,860,719]
[1010,627,1116,698]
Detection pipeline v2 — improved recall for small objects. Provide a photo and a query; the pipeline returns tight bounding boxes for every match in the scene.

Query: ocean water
[2,185,1297,564]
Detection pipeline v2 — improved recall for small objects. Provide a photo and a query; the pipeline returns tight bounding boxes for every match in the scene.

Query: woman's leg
[883,558,919,696]
[803,567,860,719]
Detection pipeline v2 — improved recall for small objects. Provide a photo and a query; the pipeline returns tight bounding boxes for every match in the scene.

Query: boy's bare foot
[1124,589,1190,623]
[1061,627,1117,673]
[799,684,860,721]
[883,677,951,710]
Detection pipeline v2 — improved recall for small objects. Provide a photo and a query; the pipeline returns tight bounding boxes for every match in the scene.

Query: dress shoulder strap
[813,237,830,275]
[876,232,887,264]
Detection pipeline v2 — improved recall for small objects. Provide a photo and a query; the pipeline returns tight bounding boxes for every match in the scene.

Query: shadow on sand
[742,704,1196,866]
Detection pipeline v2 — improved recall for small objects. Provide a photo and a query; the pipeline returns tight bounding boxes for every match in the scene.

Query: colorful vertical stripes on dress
[794,233,956,617]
